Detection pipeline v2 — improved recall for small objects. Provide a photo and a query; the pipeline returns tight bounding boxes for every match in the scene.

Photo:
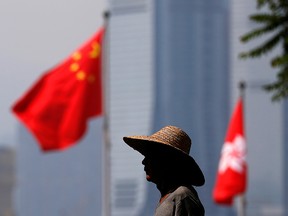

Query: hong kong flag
[12,28,104,152]
[213,97,247,205]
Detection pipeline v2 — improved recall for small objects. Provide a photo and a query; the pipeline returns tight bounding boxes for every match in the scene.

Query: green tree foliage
[239,0,288,101]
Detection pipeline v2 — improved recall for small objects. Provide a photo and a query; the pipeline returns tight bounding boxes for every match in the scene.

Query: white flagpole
[236,81,247,216]
[102,10,111,216]
[236,194,246,216]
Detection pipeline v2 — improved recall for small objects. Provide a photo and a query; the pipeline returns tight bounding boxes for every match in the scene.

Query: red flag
[12,28,104,152]
[213,97,247,205]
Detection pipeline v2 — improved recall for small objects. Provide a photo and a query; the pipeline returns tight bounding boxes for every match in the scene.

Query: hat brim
[123,136,205,186]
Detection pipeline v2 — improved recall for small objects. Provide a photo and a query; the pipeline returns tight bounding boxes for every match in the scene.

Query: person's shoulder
[174,186,195,194]
[174,185,205,214]
[173,186,203,205]
[173,185,197,199]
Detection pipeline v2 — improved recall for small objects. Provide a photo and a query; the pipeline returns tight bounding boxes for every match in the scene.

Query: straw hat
[123,125,205,186]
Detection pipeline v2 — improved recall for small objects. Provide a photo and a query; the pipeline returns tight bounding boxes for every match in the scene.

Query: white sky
[0,0,106,146]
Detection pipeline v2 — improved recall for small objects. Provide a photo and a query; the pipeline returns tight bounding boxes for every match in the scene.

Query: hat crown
[150,126,191,154]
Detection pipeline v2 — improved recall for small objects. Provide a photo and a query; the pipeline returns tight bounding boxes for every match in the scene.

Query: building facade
[231,0,285,215]
[15,121,104,216]
[108,0,286,215]
[108,0,231,215]
[15,0,286,216]
[0,147,15,216]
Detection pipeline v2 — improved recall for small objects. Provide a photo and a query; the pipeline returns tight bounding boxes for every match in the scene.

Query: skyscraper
[15,120,103,216]
[153,1,231,215]
[109,0,286,215]
[231,0,284,215]
[15,0,286,215]
[0,146,15,216]
[108,0,231,215]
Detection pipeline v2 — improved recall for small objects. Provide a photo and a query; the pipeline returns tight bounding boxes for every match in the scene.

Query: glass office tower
[15,0,286,215]
[108,0,231,215]
[231,0,285,215]
[15,121,104,216]
[153,1,231,215]
[108,1,155,215]
[109,0,286,215]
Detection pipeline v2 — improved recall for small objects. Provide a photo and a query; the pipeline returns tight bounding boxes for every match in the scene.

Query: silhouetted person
[123,125,205,216]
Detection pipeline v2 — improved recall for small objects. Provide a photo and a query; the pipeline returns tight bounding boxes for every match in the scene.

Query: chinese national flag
[213,97,247,205]
[12,28,104,152]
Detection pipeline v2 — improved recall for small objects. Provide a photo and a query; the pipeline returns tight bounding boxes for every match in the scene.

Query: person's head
[141,145,192,186]
[123,125,205,187]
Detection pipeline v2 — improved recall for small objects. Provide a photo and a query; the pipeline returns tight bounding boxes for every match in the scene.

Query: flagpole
[102,10,111,216]
[237,81,246,216]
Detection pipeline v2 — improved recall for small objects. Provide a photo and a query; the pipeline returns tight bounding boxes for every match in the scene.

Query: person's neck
[157,182,179,198]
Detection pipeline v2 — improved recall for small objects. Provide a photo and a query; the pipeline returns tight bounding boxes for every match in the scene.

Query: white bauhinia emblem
[218,135,246,173]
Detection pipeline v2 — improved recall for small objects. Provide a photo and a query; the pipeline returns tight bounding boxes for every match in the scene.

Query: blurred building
[0,146,15,216]
[231,0,285,215]
[15,0,286,216]
[14,121,103,216]
[108,0,231,215]
[108,0,155,216]
[109,0,286,215]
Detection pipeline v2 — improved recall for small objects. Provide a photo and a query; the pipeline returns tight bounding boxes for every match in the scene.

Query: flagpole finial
[239,81,246,91]
[103,10,111,19]
[239,81,246,97]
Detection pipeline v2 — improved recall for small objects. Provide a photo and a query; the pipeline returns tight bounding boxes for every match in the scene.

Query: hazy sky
[0,0,106,146]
